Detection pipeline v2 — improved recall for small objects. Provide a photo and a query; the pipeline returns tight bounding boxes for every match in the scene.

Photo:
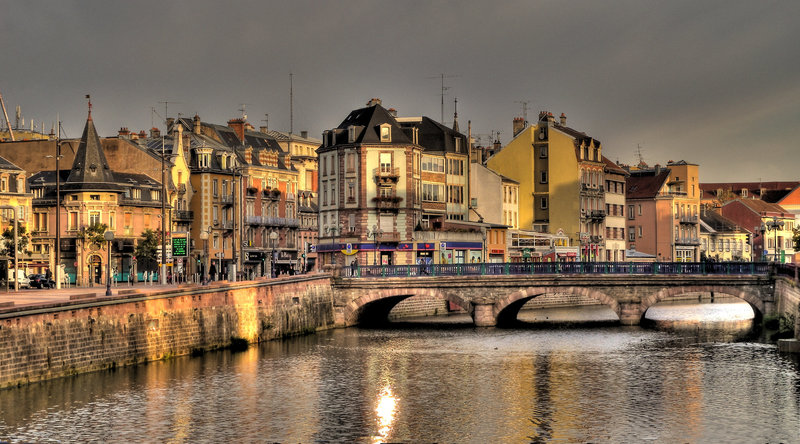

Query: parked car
[29,274,54,289]
[0,270,31,289]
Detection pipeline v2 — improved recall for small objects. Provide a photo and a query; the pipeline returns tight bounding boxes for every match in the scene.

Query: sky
[2,0,799,182]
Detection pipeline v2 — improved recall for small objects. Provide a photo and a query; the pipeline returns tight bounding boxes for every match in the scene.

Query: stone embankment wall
[775,277,800,339]
[0,275,334,389]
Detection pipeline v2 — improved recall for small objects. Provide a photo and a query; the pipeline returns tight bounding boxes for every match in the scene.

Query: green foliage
[793,228,800,251]
[134,229,163,271]
[1,219,31,257]
[78,222,109,250]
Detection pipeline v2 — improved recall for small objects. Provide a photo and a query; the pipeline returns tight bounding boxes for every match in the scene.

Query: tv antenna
[238,104,251,120]
[636,143,646,167]
[514,99,532,123]
[426,73,460,122]
[158,100,182,126]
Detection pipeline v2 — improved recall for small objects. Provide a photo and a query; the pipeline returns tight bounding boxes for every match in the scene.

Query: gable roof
[602,156,629,176]
[0,155,23,172]
[700,209,749,234]
[626,170,670,199]
[723,198,791,216]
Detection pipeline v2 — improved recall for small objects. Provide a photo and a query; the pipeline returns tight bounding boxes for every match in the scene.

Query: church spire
[86,94,92,121]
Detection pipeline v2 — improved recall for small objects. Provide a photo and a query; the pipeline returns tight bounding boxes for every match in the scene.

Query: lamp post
[366,225,383,266]
[46,133,64,289]
[326,226,339,268]
[104,230,114,296]
[269,230,278,278]
[764,217,785,263]
[199,229,209,285]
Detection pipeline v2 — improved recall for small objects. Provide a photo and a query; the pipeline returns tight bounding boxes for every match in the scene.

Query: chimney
[227,118,245,142]
[388,108,398,117]
[512,117,525,137]
[654,164,661,174]
[547,112,555,124]
[137,130,146,139]
[193,114,201,135]
[301,130,308,139]
[493,139,501,152]
[260,126,268,133]
[366,98,382,107]
[559,113,567,126]
[118,127,130,138]
[150,127,161,138]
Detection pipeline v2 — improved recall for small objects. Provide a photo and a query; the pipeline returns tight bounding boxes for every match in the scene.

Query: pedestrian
[209,263,217,281]
[45,268,53,288]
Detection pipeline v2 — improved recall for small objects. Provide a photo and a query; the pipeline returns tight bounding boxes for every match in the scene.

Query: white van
[1,269,30,289]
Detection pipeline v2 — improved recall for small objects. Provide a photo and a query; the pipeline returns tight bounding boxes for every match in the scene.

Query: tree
[793,228,800,252]
[78,222,109,250]
[134,229,162,272]
[2,219,32,257]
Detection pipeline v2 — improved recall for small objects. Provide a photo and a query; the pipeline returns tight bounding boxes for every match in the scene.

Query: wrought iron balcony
[675,237,701,246]
[680,214,699,224]
[374,167,400,182]
[219,194,234,206]
[373,195,403,211]
[174,210,194,221]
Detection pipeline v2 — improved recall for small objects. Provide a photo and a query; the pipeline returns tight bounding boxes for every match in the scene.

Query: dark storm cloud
[2,0,799,181]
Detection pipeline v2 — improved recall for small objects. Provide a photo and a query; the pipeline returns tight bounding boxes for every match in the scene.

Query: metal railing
[343,261,771,278]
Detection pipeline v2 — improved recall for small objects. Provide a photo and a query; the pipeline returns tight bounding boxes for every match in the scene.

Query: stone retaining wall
[0,275,334,389]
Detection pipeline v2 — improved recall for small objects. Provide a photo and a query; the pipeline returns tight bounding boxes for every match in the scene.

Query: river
[0,298,798,443]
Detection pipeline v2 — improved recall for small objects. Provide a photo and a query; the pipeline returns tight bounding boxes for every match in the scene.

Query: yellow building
[0,155,35,274]
[486,112,603,260]
[700,208,751,261]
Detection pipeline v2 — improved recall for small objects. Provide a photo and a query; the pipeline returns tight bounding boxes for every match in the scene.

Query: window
[90,194,100,201]
[454,137,461,153]
[629,231,635,242]
[638,204,642,216]
[422,183,443,201]
[540,171,548,184]
[213,206,219,224]
[628,205,634,220]
[89,211,100,226]
[346,152,356,172]
[348,126,357,143]
[124,212,132,229]
[379,152,392,173]
[380,125,391,142]
[347,179,356,202]
[540,197,548,209]
[213,179,219,197]
[638,226,643,238]
[540,146,548,158]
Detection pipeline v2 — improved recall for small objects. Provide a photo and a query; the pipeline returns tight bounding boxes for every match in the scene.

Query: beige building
[603,158,629,261]
[699,209,751,261]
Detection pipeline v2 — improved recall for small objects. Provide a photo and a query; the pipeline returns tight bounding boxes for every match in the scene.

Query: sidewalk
[0,283,182,307]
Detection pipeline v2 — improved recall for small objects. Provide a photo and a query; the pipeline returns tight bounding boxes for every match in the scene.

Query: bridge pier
[618,303,643,326]
[472,299,496,327]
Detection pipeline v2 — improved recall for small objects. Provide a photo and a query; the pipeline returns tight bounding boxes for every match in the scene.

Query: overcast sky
[3,0,799,182]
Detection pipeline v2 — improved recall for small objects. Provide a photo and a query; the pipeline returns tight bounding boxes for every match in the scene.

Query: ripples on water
[1,305,798,443]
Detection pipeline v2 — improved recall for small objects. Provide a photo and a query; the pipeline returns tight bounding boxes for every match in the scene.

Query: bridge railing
[342,261,772,278]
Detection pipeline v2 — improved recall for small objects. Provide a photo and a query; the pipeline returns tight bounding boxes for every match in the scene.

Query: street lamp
[269,230,279,278]
[104,230,114,296]
[366,225,383,266]
[199,228,210,285]
[763,217,785,263]
[326,226,339,267]
[46,136,64,289]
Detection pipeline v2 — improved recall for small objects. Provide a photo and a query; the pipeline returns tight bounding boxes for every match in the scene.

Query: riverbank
[0,275,335,389]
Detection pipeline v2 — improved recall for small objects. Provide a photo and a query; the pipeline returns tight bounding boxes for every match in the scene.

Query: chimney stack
[388,108,398,117]
[260,126,268,133]
[227,118,245,142]
[193,114,201,135]
[512,117,525,137]
[559,113,567,126]
[150,127,161,138]
[301,130,308,139]
[366,98,382,107]
[118,127,130,138]
[137,130,146,139]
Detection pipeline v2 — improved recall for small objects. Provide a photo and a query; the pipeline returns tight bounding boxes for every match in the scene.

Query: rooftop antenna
[515,99,531,124]
[158,100,182,127]
[636,143,646,166]
[427,73,460,122]
[238,104,250,120]
[289,72,293,135]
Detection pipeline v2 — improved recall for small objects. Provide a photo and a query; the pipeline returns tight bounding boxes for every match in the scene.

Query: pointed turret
[63,104,123,191]
[452,97,460,133]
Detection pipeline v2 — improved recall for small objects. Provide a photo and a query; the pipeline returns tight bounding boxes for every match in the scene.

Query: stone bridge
[332,274,776,327]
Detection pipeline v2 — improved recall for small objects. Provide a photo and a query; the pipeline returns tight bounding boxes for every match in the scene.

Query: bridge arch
[495,286,620,327]
[640,285,766,322]
[343,288,471,326]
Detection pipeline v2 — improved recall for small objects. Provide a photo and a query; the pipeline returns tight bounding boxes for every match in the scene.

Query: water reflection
[1,307,799,442]
[373,386,397,443]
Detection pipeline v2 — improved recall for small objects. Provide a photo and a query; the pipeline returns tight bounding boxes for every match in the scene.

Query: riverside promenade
[0,282,180,309]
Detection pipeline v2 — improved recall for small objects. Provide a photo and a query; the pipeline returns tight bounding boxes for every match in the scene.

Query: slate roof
[334,103,412,145]
[397,116,467,154]
[626,170,670,199]
[0,155,23,171]
[63,115,124,191]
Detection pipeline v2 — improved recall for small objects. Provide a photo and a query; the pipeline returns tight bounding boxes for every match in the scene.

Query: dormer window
[380,124,391,142]
[348,126,357,143]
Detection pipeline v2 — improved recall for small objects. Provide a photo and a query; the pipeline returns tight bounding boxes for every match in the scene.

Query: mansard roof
[335,103,412,145]
[63,115,124,191]
[397,116,467,154]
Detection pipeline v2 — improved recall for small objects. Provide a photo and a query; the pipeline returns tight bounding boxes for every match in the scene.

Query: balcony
[263,217,300,228]
[174,210,194,221]
[679,214,699,224]
[589,210,606,220]
[221,220,234,230]
[675,237,701,246]
[246,215,262,225]
[263,189,281,200]
[374,166,400,183]
[373,195,403,212]
[219,194,234,206]
[580,183,605,195]
[590,235,604,243]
